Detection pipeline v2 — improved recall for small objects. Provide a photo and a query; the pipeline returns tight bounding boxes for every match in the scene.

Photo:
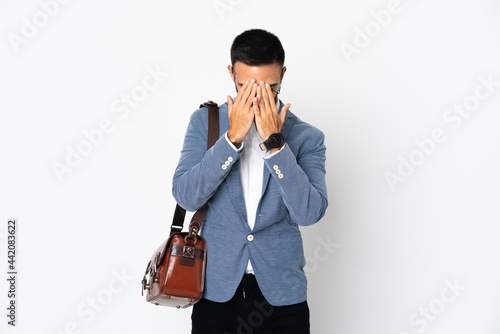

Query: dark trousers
[191,274,310,334]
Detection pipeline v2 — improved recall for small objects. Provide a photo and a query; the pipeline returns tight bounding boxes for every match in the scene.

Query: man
[172,29,328,334]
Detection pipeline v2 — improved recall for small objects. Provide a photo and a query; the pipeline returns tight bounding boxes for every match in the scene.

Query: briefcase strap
[170,101,220,241]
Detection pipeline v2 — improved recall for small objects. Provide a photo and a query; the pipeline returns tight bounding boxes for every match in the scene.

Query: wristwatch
[259,133,284,151]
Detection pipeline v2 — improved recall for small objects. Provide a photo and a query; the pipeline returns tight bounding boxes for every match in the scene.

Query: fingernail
[245,80,249,84]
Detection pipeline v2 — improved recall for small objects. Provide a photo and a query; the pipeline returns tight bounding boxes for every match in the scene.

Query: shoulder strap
[170,101,220,237]
[204,100,220,149]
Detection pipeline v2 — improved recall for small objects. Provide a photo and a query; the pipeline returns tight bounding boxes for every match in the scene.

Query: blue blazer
[172,99,328,306]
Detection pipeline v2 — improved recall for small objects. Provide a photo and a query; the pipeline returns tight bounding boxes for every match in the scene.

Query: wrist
[259,132,284,151]
[227,130,242,148]
[268,142,285,154]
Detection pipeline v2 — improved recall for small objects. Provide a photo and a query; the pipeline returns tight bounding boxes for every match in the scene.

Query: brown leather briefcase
[141,101,219,308]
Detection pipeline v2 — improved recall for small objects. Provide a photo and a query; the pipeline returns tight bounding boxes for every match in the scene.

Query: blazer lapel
[219,102,249,228]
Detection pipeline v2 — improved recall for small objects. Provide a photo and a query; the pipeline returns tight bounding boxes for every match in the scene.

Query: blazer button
[247,234,254,241]
[222,165,227,170]
[273,165,279,170]
[228,157,233,162]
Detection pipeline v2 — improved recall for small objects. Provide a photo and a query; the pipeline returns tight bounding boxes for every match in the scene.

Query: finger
[253,96,263,131]
[227,95,233,115]
[280,103,291,124]
[257,85,265,111]
[265,83,277,112]
[244,83,258,110]
[260,81,270,112]
[259,81,267,112]
[234,80,249,104]
[252,96,260,117]
[241,79,256,105]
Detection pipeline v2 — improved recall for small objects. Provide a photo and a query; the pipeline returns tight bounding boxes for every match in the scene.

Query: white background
[1,0,500,333]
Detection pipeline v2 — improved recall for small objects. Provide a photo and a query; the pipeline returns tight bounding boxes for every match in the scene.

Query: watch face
[268,133,283,148]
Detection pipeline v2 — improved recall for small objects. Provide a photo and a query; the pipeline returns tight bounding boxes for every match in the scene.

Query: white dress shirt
[224,98,284,274]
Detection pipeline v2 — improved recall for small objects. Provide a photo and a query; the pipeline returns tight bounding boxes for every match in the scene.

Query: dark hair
[230,29,285,68]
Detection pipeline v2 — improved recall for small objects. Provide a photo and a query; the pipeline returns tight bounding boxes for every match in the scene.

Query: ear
[280,66,287,81]
[227,65,235,82]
